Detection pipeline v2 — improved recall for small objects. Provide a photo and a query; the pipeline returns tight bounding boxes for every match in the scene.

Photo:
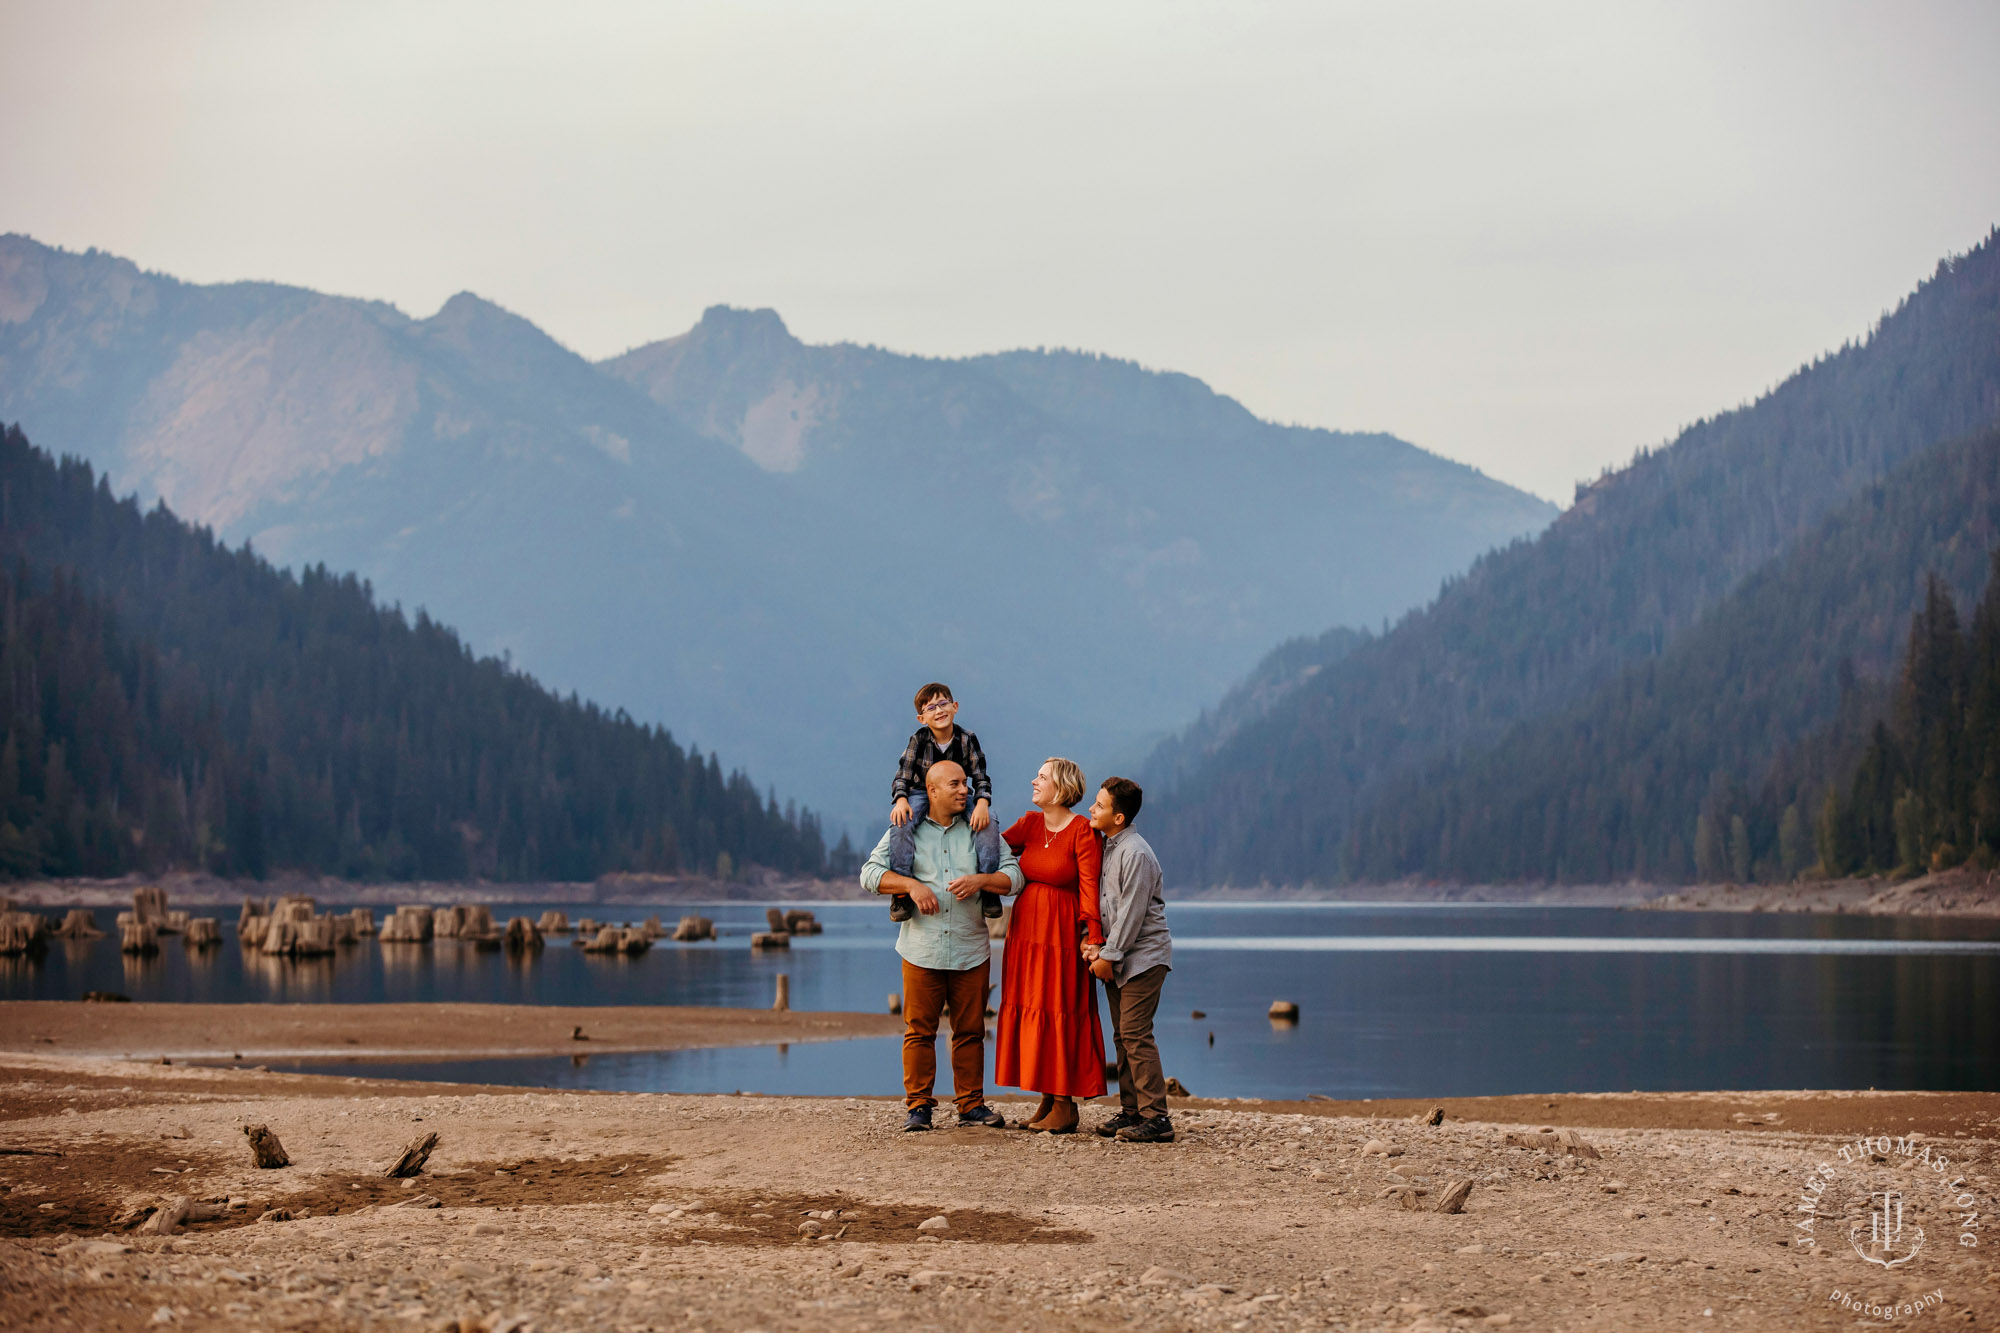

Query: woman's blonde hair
[1041,757,1086,808]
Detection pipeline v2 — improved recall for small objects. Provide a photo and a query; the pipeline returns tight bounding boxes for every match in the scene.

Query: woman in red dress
[995,756,1106,1133]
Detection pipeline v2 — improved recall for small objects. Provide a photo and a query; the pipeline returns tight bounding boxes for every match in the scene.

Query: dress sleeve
[1002,811,1036,855]
[1076,824,1104,945]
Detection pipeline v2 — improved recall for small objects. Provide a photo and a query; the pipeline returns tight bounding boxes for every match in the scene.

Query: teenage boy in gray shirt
[1083,775,1175,1143]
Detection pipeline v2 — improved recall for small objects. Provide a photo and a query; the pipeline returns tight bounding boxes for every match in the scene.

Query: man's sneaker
[1115,1115,1175,1144]
[889,894,915,923]
[1094,1109,1144,1138]
[903,1107,933,1132]
[979,890,1003,919]
[957,1104,1005,1129]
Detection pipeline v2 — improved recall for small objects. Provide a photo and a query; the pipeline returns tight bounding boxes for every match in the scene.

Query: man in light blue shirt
[860,760,1024,1131]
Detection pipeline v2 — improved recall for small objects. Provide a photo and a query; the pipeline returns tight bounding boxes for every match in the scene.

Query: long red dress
[994,811,1107,1097]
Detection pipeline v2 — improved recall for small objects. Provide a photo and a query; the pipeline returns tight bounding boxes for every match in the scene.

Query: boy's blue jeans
[889,790,1003,878]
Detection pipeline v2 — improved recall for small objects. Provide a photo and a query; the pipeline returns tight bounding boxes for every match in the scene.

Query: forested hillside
[1344,427,2000,882]
[1149,229,2000,886]
[1818,557,2000,878]
[0,425,826,881]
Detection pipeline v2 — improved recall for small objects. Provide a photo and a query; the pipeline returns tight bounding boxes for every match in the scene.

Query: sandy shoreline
[1,1054,1994,1332]
[0,1002,903,1064]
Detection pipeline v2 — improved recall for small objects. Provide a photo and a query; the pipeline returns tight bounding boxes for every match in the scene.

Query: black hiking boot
[957,1104,1005,1128]
[904,1106,933,1132]
[1115,1114,1175,1144]
[889,894,915,922]
[980,890,1003,919]
[1094,1109,1144,1138]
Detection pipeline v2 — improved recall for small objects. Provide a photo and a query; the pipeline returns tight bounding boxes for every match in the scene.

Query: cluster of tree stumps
[1,890,832,963]
[751,907,820,949]
[0,889,218,956]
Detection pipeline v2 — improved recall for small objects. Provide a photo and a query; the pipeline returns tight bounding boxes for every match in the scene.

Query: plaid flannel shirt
[890,725,993,805]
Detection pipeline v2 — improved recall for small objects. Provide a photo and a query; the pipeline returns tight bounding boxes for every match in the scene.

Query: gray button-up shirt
[859,813,1024,972]
[1097,827,1170,985]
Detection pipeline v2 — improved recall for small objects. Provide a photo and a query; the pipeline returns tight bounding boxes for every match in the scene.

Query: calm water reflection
[7,902,1995,1099]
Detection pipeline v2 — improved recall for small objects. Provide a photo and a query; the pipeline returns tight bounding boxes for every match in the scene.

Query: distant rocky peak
[418,290,592,381]
[691,304,796,350]
[601,304,826,468]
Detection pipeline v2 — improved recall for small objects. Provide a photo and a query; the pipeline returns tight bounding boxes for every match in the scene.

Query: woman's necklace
[1042,812,1070,848]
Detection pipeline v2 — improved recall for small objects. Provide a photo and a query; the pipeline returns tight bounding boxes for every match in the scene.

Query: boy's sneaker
[1094,1109,1144,1138]
[1115,1115,1175,1144]
[889,894,915,922]
[903,1107,933,1132]
[979,890,1003,919]
[957,1104,1005,1128]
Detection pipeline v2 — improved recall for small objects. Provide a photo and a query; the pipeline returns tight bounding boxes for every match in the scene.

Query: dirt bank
[0,1054,1994,1331]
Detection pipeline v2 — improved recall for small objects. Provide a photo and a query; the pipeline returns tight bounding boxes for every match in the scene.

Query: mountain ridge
[0,233,1554,835]
[1147,228,2000,885]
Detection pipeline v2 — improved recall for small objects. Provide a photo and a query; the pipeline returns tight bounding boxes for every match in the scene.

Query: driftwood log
[243,1123,291,1169]
[385,1130,439,1178]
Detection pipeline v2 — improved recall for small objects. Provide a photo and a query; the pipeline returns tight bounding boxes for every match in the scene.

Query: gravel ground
[2,1054,1995,1331]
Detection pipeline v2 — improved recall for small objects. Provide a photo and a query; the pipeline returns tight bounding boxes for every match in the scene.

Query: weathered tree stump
[750,931,790,950]
[379,905,434,942]
[503,917,543,952]
[1267,999,1300,1022]
[183,918,221,947]
[243,1123,290,1169]
[772,973,790,1012]
[55,909,103,939]
[672,914,714,941]
[1419,1105,1445,1127]
[120,921,159,955]
[385,1130,439,1178]
[132,885,170,923]
[765,908,788,933]
[1434,1179,1474,1214]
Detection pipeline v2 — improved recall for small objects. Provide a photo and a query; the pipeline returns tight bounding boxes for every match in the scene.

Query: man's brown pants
[1105,964,1169,1118]
[901,958,989,1111]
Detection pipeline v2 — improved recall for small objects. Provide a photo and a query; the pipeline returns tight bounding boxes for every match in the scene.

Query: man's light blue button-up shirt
[859,813,1024,972]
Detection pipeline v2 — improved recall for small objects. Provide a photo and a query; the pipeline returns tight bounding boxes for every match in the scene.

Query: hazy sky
[5,1,1997,501]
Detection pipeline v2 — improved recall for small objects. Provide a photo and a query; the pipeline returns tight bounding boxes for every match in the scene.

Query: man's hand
[968,798,991,833]
[890,797,913,827]
[945,875,981,902]
[910,883,941,915]
[1089,957,1114,981]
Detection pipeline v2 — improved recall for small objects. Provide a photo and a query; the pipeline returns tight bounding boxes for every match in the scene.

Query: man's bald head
[925,761,970,822]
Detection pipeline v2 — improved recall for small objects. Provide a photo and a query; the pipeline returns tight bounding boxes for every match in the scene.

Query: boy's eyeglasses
[920,699,955,715]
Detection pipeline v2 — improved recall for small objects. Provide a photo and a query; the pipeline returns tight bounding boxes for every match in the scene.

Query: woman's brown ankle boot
[1025,1094,1056,1130]
[1043,1097,1079,1135]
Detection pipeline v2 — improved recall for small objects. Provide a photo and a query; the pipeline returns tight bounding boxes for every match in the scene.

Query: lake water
[7,902,1997,1100]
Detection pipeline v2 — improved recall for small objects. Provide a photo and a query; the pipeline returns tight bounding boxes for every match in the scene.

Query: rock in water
[243,1124,290,1169]
[1267,999,1300,1022]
